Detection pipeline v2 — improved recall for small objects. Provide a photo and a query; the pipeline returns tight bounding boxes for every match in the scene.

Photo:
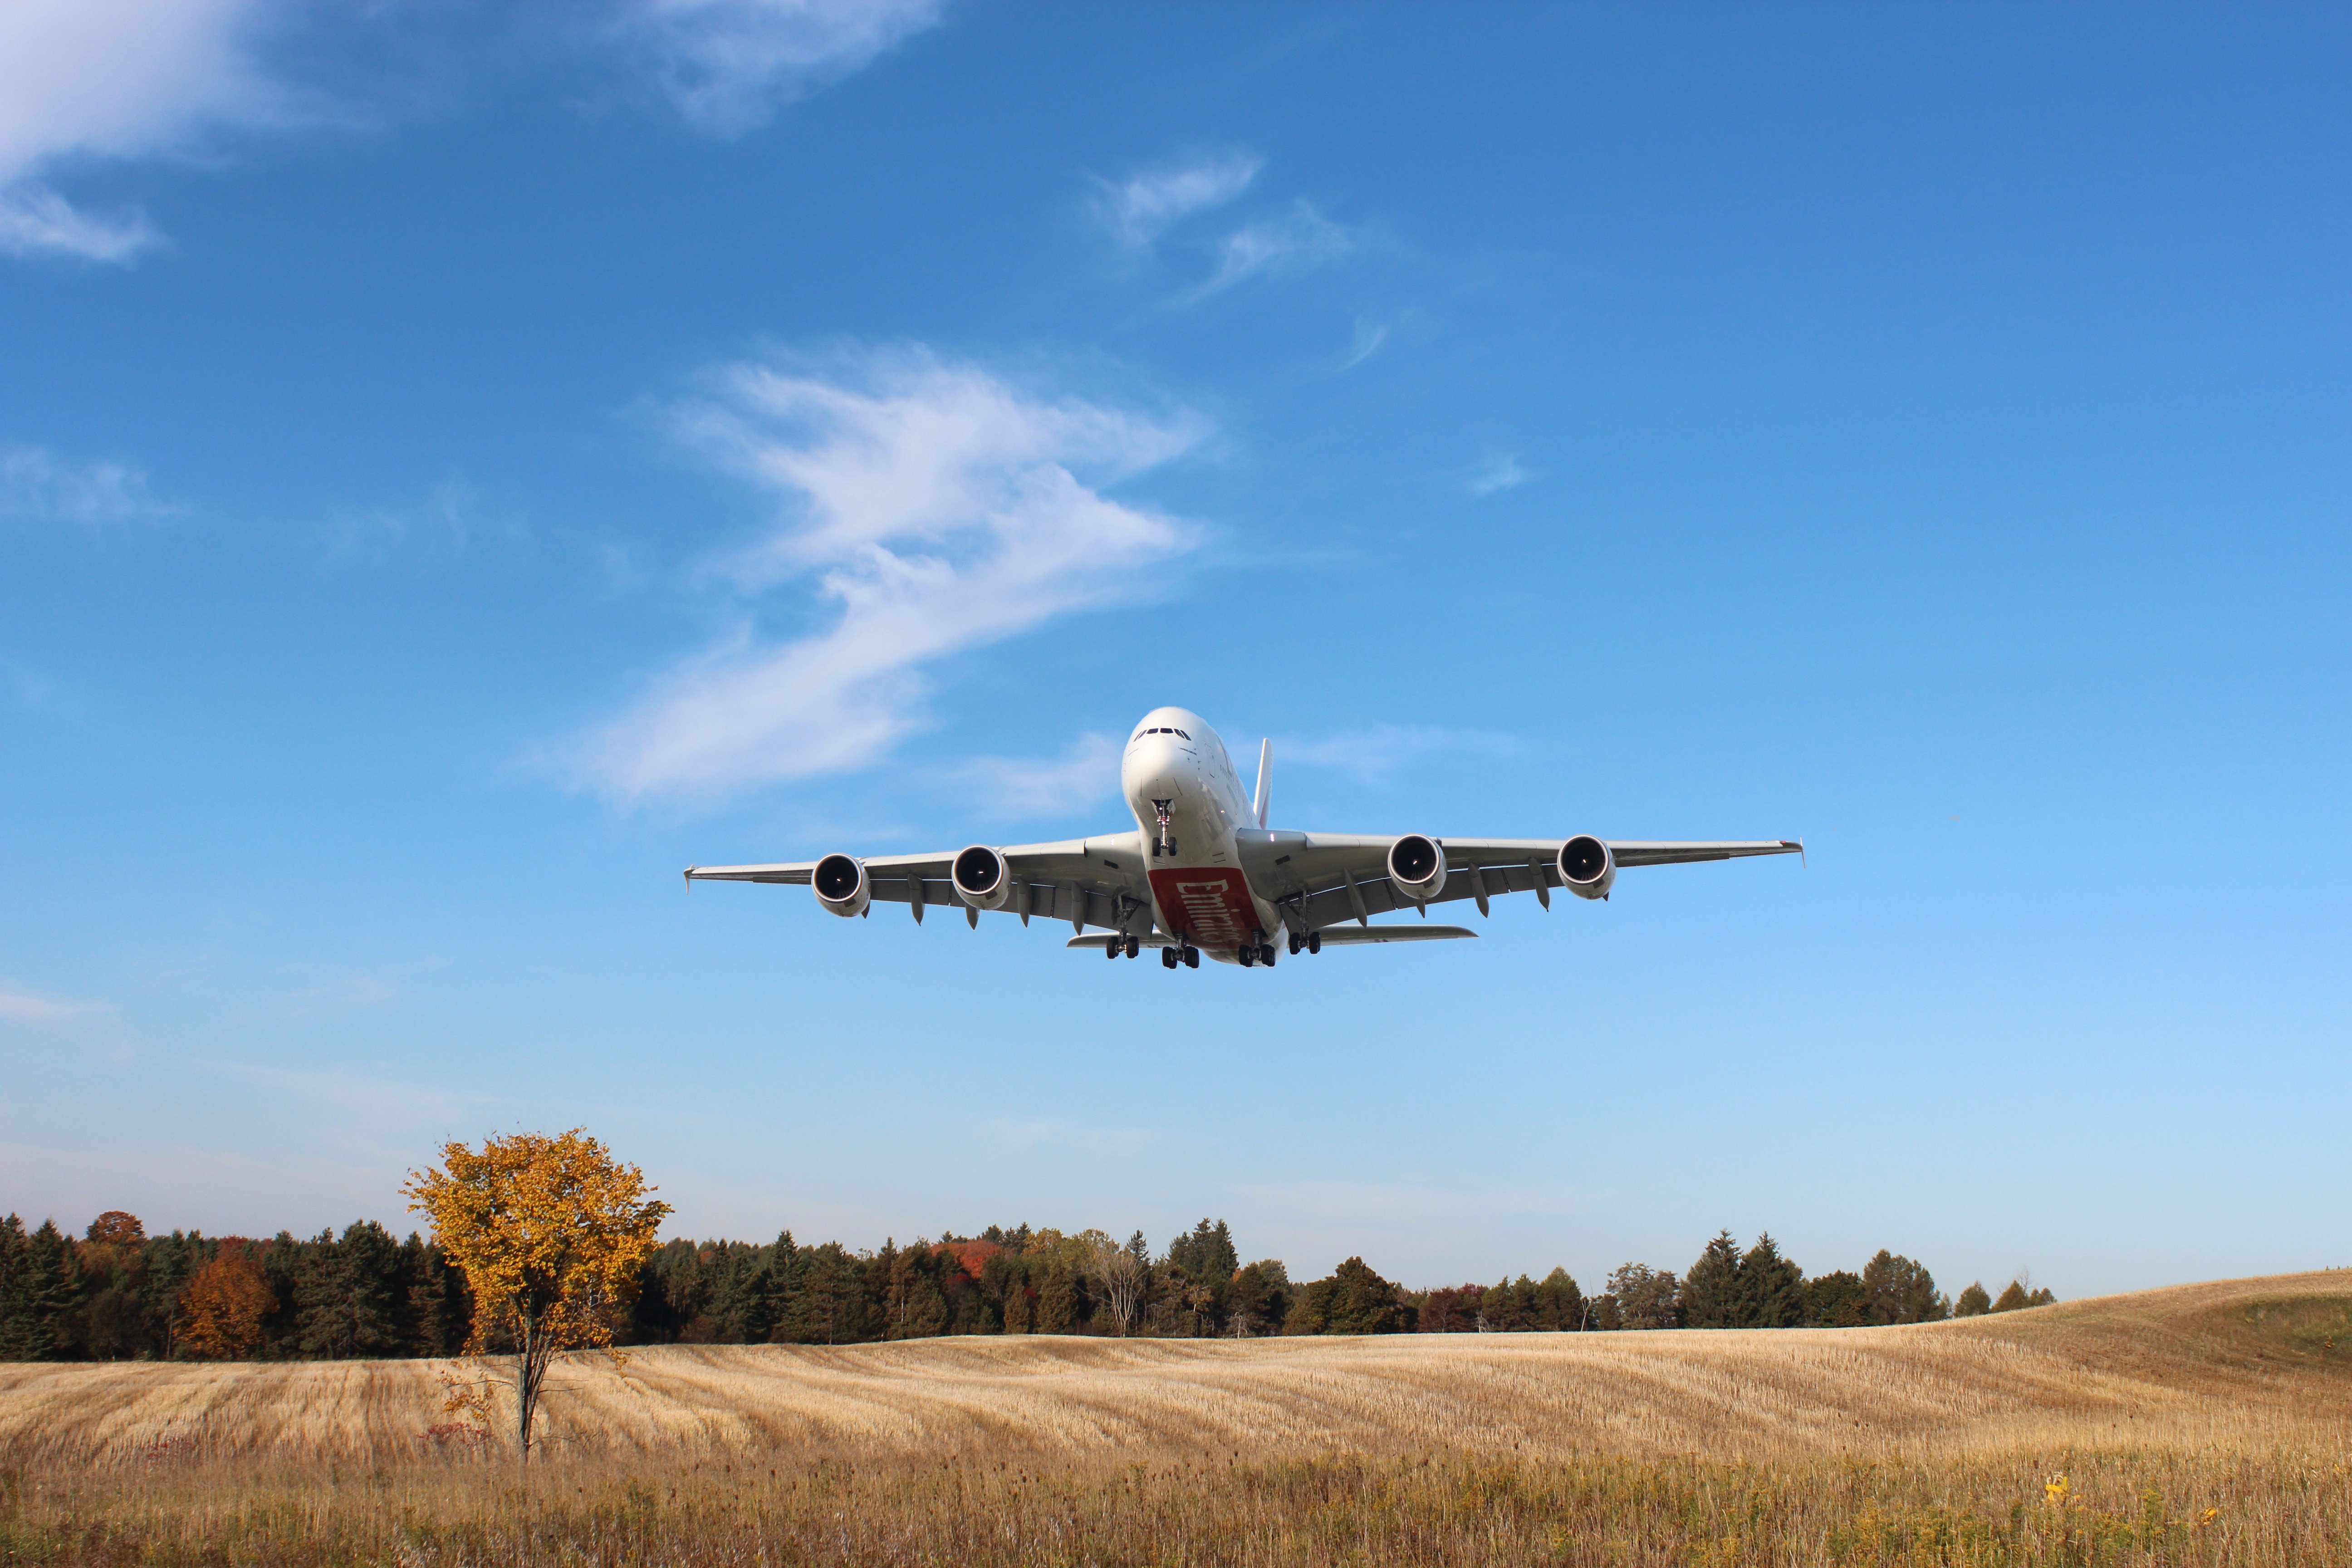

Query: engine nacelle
[812,853,870,918]
[952,844,1015,910]
[1558,835,1615,901]
[1387,833,1448,904]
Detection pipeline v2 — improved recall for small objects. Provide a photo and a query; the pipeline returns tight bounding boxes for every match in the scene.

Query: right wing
[686,834,1152,933]
[1233,833,1801,931]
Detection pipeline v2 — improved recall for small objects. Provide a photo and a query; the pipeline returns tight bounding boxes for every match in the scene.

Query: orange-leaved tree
[404,1129,670,1462]
[178,1241,275,1360]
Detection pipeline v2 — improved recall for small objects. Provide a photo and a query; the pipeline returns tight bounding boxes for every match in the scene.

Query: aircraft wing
[1232,833,1800,931]
[686,834,1153,931]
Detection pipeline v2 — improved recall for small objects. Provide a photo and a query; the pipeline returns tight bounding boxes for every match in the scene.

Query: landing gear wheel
[1124,936,1140,959]
[1259,943,1277,967]
[1183,946,1199,968]
[1307,930,1321,954]
[1238,945,1256,967]
[1161,946,1178,969]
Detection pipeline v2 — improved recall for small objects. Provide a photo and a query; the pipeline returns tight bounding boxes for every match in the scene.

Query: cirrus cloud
[578,349,1205,801]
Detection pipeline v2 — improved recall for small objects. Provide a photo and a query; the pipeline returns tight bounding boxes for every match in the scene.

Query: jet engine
[952,844,1016,910]
[812,853,871,918]
[1558,835,1616,901]
[1387,833,1449,904]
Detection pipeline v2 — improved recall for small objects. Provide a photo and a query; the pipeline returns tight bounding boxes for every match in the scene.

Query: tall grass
[5,1444,2347,1565]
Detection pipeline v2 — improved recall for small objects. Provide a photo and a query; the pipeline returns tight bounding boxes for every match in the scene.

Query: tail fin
[1253,738,1272,828]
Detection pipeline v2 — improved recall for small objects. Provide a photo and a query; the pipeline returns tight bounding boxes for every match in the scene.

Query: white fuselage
[1119,707,1282,959]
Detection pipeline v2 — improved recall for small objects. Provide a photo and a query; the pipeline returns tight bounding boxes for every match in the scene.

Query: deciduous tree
[405,1130,670,1463]
[179,1243,276,1360]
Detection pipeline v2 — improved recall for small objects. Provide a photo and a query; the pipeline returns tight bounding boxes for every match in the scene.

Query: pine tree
[21,1220,75,1360]
[0,1215,34,1359]
[1679,1232,1744,1328]
[1034,1260,1079,1333]
[1740,1235,1807,1328]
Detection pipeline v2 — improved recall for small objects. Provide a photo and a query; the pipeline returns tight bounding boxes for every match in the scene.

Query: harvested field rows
[3,1271,2347,1468]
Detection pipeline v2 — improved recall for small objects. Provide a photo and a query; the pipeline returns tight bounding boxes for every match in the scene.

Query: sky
[2,1,2346,1303]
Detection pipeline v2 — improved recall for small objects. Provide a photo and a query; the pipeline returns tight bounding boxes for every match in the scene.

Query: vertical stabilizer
[1253,738,1272,828]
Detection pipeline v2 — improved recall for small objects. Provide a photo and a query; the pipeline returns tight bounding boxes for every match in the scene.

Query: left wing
[686,834,1153,933]
[1232,833,1801,931]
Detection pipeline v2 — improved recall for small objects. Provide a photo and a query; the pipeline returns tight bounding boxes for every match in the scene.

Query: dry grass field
[2,1270,2347,1564]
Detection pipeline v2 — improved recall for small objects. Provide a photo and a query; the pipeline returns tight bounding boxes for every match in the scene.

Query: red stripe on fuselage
[1147,867,1259,950]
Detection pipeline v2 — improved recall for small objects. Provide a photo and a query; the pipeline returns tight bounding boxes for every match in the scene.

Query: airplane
[686,706,1800,969]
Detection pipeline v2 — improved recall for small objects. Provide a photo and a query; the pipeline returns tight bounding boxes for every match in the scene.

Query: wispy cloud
[1339,317,1390,371]
[1190,200,1352,299]
[578,348,1204,801]
[0,983,115,1028]
[1283,723,1519,784]
[1467,451,1530,496]
[608,0,948,137]
[958,732,1122,820]
[0,0,289,262]
[0,446,178,523]
[319,480,515,564]
[1100,152,1259,250]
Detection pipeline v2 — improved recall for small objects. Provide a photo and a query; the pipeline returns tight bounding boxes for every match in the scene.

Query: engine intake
[1558,835,1615,901]
[1387,834,1448,904]
[812,853,870,918]
[952,844,1015,910]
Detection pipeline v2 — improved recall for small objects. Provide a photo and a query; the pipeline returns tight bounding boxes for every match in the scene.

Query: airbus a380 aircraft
[686,706,1799,969]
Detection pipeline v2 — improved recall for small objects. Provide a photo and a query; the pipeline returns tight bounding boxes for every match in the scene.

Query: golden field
[2,1270,2347,1564]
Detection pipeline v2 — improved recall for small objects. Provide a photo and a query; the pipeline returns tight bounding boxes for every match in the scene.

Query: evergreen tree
[1033,1259,1080,1333]
[1859,1250,1948,1324]
[1228,1261,1290,1337]
[298,1221,405,1359]
[1739,1235,1807,1328]
[1679,1232,1744,1328]
[0,1215,35,1360]
[1284,1258,1412,1335]
[21,1221,75,1360]
[1532,1267,1585,1330]
[1954,1281,1993,1317]
[1804,1270,1869,1327]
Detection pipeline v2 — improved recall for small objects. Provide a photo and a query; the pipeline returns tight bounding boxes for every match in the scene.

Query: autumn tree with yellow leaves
[404,1130,670,1461]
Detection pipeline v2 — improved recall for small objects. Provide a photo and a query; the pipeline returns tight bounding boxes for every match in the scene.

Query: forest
[0,1210,2053,1362]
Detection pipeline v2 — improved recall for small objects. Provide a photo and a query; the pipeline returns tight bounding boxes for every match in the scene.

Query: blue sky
[3,2,2346,1301]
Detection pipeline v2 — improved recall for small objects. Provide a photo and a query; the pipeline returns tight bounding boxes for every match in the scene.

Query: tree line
[0,1210,2052,1362]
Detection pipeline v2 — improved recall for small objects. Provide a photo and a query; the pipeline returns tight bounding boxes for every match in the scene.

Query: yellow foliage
[403,1128,670,1458]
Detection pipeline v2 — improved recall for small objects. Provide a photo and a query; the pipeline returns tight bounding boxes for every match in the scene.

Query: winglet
[1253,738,1272,828]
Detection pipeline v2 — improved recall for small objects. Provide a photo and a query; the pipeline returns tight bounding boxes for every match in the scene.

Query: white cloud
[0,983,115,1028]
[611,0,948,137]
[580,348,1204,800]
[1468,452,1530,496]
[1101,153,1259,250]
[1339,317,1390,371]
[0,0,285,262]
[1191,200,1352,299]
[958,732,1122,820]
[0,445,178,524]
[319,479,511,564]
